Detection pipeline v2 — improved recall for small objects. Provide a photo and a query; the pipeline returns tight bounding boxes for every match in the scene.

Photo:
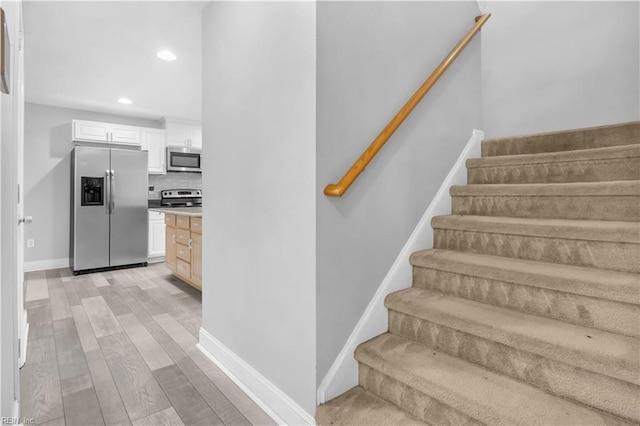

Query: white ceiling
[23,1,205,121]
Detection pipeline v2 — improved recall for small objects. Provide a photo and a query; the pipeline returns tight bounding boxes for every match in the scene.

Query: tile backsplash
[148,172,202,199]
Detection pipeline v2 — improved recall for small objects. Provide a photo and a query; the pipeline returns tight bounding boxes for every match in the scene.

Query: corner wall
[200,1,316,418]
[316,1,482,383]
[481,1,640,138]
[23,103,160,268]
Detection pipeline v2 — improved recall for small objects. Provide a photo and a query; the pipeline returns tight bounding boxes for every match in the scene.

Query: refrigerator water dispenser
[81,176,104,206]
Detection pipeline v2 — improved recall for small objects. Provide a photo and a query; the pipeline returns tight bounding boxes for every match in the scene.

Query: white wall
[23,103,159,268]
[316,1,482,383]
[482,1,640,138]
[201,1,316,417]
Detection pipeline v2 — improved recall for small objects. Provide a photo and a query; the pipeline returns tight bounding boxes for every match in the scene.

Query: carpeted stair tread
[450,181,640,221]
[410,249,640,337]
[433,215,640,273]
[355,333,624,425]
[450,180,640,196]
[431,215,640,244]
[469,143,640,168]
[409,249,640,305]
[315,386,426,426]
[467,144,640,184]
[482,121,640,157]
[385,287,640,385]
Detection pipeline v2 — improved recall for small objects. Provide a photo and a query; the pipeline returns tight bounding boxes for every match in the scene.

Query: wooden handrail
[324,13,491,197]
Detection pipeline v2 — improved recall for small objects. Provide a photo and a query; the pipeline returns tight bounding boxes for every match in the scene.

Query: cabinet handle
[188,239,192,250]
[172,234,176,244]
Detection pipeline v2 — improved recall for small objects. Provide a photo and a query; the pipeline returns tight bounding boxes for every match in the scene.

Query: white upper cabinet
[164,118,202,148]
[73,120,109,142]
[72,119,141,146]
[190,125,202,148]
[141,128,166,174]
[166,122,190,147]
[111,124,142,145]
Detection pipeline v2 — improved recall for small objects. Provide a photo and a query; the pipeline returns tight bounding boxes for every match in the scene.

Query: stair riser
[482,122,640,157]
[315,387,427,426]
[412,267,639,338]
[468,157,640,184]
[433,228,640,273]
[388,310,640,423]
[358,364,481,426]
[451,195,640,221]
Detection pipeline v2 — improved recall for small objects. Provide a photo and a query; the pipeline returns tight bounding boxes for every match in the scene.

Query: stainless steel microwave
[166,147,202,173]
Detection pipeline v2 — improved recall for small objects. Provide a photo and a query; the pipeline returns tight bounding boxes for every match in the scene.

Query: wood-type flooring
[21,263,276,426]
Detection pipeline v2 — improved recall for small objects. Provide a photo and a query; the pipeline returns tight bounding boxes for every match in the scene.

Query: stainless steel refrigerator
[72,146,148,274]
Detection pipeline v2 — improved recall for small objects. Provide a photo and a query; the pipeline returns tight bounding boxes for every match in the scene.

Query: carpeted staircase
[316,121,640,425]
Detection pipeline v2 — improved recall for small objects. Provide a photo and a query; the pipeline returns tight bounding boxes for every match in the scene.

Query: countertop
[149,207,202,217]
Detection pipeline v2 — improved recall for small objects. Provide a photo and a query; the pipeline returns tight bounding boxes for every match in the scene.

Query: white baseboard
[198,327,315,426]
[20,309,28,368]
[23,257,70,272]
[13,398,19,424]
[317,129,484,404]
[148,256,166,264]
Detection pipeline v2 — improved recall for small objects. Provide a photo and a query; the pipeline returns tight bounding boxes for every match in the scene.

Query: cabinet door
[73,120,109,142]
[148,220,166,258]
[166,122,190,147]
[189,125,202,147]
[165,226,177,271]
[191,232,202,285]
[110,124,141,145]
[142,129,166,174]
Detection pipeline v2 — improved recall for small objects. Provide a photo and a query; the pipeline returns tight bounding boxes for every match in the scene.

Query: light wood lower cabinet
[164,213,202,290]
[165,226,177,271]
[191,233,202,284]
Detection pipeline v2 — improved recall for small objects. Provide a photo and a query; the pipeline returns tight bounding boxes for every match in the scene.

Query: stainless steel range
[161,189,202,207]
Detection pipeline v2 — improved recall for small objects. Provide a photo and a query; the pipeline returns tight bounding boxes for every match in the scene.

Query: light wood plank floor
[21,263,276,426]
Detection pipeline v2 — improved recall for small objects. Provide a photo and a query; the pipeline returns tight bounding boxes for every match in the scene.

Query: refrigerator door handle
[110,170,115,213]
[105,170,111,214]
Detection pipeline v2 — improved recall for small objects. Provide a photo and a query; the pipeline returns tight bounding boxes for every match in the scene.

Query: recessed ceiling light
[157,50,177,61]
[118,97,132,105]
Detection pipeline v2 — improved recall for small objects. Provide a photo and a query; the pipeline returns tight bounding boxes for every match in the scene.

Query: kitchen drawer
[165,214,176,227]
[191,217,202,233]
[176,243,191,263]
[176,228,190,245]
[176,215,190,229]
[176,259,191,279]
